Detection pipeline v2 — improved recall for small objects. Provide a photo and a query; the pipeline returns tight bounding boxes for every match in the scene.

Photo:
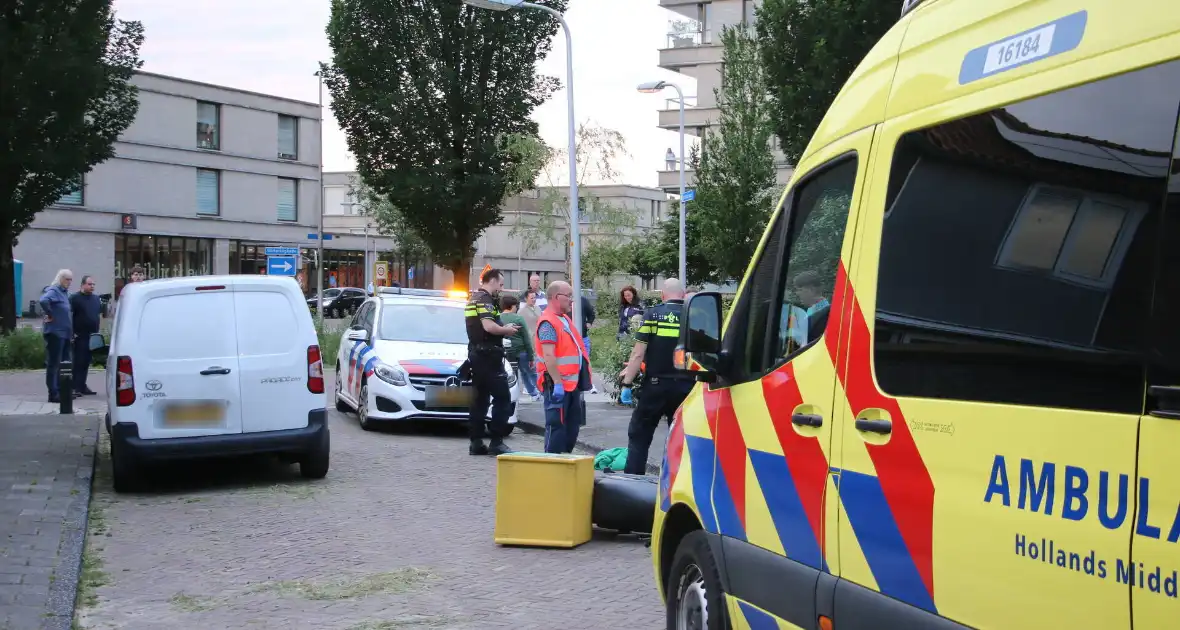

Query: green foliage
[315,320,342,369]
[509,122,637,264]
[756,0,898,162]
[638,196,717,287]
[0,2,145,330]
[691,25,780,284]
[0,328,47,369]
[580,240,625,289]
[351,176,433,266]
[322,0,566,288]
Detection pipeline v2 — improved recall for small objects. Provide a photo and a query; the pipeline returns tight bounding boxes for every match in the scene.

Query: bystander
[69,275,103,396]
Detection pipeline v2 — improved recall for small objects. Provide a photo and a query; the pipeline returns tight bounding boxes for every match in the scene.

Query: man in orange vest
[534,280,591,454]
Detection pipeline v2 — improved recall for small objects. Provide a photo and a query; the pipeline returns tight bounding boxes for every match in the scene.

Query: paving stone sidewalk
[0,413,100,630]
[0,371,107,417]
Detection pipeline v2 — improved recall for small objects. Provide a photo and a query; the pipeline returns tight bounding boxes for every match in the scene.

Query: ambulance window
[729,155,856,377]
[1146,113,1180,385]
[873,59,1180,414]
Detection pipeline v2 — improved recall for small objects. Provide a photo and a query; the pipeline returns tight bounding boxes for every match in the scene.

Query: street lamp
[638,80,686,284]
[463,0,582,329]
[314,68,326,322]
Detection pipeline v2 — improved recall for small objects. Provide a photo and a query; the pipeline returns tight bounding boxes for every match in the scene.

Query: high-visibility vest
[534,308,588,392]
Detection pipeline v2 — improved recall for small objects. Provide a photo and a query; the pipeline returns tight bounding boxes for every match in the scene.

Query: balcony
[659,25,721,69]
[657,101,719,134]
[658,167,698,192]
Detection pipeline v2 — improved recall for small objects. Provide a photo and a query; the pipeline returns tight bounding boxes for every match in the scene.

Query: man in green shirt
[500,294,542,401]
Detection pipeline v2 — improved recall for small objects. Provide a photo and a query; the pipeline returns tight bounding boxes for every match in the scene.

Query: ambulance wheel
[334,364,350,412]
[666,530,729,630]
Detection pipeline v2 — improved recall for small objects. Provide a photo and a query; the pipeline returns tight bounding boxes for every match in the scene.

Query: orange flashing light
[819,615,833,630]
[447,290,468,299]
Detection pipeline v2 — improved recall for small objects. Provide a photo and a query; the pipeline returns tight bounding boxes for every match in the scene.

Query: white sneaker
[590,386,599,394]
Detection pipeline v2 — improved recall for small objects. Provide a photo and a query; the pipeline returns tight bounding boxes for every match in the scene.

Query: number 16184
[983,24,1056,75]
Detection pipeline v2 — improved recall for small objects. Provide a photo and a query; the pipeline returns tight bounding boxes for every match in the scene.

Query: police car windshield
[379,303,468,344]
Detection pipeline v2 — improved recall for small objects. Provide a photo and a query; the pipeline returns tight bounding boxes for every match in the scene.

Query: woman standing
[617,285,644,341]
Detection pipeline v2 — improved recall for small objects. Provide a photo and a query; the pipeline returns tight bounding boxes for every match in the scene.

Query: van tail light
[116,356,135,406]
[307,345,324,394]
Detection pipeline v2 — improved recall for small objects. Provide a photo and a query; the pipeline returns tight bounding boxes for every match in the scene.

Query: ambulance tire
[591,473,658,534]
[666,530,729,630]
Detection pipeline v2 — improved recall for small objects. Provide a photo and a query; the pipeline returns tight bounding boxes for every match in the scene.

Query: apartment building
[473,184,671,291]
[656,0,794,192]
[14,71,389,307]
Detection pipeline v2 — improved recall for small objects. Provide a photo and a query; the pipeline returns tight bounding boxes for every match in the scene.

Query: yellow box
[494,452,594,548]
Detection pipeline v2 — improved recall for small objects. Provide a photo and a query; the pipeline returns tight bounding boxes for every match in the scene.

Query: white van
[104,275,329,492]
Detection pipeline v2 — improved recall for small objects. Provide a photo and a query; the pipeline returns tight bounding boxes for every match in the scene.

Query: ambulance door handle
[855,418,892,435]
[791,413,823,427]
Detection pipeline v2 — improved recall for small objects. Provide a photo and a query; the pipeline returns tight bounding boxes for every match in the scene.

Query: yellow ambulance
[656,0,1180,628]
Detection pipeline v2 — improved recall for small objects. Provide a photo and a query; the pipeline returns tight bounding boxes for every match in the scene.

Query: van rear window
[137,293,238,360]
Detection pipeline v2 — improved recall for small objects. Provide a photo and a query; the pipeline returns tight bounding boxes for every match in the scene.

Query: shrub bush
[0,328,46,370]
[315,320,343,368]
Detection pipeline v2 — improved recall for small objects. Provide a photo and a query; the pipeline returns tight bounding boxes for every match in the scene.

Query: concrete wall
[16,230,113,311]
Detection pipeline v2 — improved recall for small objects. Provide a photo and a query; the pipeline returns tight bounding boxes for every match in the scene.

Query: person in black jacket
[579,294,598,397]
[69,275,104,396]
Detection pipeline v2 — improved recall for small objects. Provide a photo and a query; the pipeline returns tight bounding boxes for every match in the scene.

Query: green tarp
[594,447,628,472]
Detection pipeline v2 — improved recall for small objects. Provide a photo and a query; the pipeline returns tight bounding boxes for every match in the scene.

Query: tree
[756,0,897,163]
[509,121,638,260]
[690,26,779,283]
[349,176,432,274]
[580,240,624,289]
[621,239,661,286]
[0,2,144,330]
[322,0,565,289]
[642,200,715,287]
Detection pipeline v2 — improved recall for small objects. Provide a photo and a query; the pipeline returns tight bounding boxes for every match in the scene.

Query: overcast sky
[112,0,692,188]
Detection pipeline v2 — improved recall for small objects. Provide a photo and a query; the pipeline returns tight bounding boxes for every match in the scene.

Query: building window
[277,178,298,221]
[196,169,220,216]
[58,175,83,206]
[114,234,214,297]
[278,115,298,160]
[871,58,1180,414]
[197,101,220,150]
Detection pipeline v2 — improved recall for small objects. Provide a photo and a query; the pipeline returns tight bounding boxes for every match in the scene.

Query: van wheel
[666,531,729,630]
[300,431,330,479]
[334,365,350,412]
[110,437,139,493]
[357,383,374,431]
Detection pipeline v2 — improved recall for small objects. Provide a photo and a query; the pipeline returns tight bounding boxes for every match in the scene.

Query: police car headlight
[504,359,517,387]
[374,363,407,387]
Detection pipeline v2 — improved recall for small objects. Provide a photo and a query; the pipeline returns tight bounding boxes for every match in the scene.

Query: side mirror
[676,292,723,380]
[345,328,369,343]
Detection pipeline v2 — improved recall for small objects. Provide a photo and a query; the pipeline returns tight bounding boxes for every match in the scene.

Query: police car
[332,287,518,431]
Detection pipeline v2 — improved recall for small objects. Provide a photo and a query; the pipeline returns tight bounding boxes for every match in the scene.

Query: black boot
[488,439,512,456]
[469,440,489,456]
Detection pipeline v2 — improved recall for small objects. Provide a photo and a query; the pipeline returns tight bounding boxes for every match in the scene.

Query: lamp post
[314,68,326,322]
[638,80,686,283]
[463,0,582,328]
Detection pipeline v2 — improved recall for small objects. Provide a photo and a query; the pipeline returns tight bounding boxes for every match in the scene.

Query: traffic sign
[307,233,334,241]
[265,246,299,256]
[682,189,696,202]
[267,255,297,276]
[407,267,415,281]
[374,262,388,281]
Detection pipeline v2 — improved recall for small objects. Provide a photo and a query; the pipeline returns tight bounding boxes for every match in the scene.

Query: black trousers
[73,335,93,392]
[468,351,513,442]
[625,377,693,475]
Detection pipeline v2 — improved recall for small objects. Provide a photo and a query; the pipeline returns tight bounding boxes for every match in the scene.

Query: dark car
[308,287,367,319]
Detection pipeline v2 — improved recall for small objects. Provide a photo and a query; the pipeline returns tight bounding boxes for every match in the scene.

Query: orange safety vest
[534,308,589,392]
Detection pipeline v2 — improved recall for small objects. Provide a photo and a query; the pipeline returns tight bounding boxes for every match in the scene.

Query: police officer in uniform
[619,278,694,475]
[465,268,520,456]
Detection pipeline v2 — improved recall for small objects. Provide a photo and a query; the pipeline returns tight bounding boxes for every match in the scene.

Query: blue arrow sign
[267,255,298,276]
[682,189,696,202]
[265,246,299,256]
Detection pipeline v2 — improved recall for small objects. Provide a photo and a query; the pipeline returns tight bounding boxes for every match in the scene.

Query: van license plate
[425,386,472,409]
[163,403,225,426]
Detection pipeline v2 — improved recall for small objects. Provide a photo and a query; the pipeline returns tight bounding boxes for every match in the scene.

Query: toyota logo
[444,376,460,388]
[145,380,163,391]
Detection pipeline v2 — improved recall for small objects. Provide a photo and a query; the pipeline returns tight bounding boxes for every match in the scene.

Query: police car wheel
[334,365,350,412]
[357,383,374,431]
[666,530,728,630]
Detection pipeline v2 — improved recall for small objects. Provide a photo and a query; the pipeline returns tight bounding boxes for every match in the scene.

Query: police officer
[465,268,520,456]
[619,278,694,475]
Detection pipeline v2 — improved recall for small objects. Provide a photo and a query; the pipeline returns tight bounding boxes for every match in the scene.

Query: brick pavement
[74,372,665,630]
[0,413,100,630]
[0,371,107,416]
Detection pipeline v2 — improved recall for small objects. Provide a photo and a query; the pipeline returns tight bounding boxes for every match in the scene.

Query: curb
[45,415,101,630]
[514,412,661,475]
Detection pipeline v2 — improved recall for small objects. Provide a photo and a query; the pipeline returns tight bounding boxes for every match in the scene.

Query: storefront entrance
[114,234,214,297]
